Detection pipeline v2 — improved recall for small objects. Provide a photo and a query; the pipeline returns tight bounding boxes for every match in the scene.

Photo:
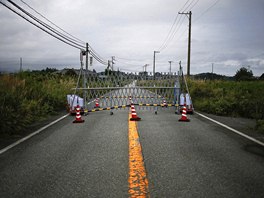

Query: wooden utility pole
[178,11,192,77]
[20,57,22,72]
[143,64,149,72]
[111,56,115,71]
[153,51,160,80]
[168,61,173,74]
[83,43,89,110]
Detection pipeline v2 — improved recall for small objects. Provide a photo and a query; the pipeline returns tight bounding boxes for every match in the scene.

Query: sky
[0,0,263,76]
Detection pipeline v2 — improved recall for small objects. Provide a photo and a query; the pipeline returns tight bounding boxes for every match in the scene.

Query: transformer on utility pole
[178,11,192,77]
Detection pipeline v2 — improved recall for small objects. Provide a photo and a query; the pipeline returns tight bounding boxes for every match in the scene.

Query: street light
[153,51,160,80]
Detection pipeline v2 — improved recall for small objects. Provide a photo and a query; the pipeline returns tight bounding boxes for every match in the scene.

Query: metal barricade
[79,71,182,115]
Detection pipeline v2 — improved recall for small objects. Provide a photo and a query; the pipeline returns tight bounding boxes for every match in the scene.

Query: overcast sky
[0,0,263,76]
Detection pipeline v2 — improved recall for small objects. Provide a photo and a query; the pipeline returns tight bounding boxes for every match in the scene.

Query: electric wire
[0,1,84,50]
[0,0,107,65]
[159,15,186,52]
[158,0,191,51]
[2,0,108,65]
[182,0,199,12]
[19,0,85,45]
[194,0,220,22]
[158,0,219,52]
[7,0,85,49]
[158,0,199,52]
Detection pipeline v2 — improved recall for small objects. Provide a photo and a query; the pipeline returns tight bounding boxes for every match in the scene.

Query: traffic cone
[130,105,141,121]
[178,105,190,122]
[94,98,100,108]
[73,105,85,123]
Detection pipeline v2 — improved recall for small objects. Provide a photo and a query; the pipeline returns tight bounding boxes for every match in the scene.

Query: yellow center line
[128,113,150,198]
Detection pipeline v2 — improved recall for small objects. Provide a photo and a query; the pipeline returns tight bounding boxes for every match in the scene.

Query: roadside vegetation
[0,68,76,136]
[0,66,263,137]
[189,67,264,133]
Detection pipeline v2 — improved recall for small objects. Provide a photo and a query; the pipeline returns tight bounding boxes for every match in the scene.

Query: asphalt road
[1,88,264,197]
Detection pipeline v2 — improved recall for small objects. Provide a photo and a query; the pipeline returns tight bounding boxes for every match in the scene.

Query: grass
[188,79,264,133]
[1,71,263,135]
[0,71,76,136]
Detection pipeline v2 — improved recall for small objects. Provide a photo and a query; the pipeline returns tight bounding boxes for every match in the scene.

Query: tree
[234,67,254,81]
[259,73,264,81]
[65,68,77,77]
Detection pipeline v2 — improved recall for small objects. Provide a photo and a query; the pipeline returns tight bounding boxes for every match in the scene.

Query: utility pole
[107,60,111,77]
[143,64,149,72]
[168,61,173,74]
[179,11,192,77]
[86,43,89,71]
[211,63,214,80]
[20,57,22,72]
[83,43,89,110]
[153,51,160,80]
[111,56,115,71]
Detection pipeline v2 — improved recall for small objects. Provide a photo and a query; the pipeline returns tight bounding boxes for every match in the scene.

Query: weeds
[0,71,76,135]
[190,79,264,132]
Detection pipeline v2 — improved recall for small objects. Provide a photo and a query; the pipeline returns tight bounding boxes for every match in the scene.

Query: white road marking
[0,114,69,155]
[196,112,264,147]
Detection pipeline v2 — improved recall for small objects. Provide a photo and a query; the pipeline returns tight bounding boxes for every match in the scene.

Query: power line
[0,1,84,50]
[7,0,85,49]
[159,15,186,52]
[194,0,220,22]
[19,0,85,45]
[158,0,220,53]
[1,0,108,65]
[183,0,199,12]
[158,0,200,52]
[158,0,191,51]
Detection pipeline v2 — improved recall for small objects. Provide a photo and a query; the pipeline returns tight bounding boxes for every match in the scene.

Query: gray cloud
[0,0,263,76]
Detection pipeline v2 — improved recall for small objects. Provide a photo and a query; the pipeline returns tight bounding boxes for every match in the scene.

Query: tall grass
[0,71,76,135]
[189,79,264,132]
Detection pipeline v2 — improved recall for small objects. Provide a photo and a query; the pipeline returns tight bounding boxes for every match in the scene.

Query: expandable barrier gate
[76,71,191,115]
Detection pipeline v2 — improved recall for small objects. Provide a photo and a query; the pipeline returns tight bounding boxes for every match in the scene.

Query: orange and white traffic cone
[130,104,141,121]
[73,105,85,123]
[94,98,100,108]
[178,105,190,122]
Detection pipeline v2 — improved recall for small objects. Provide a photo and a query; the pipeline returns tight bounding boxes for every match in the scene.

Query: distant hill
[192,73,233,80]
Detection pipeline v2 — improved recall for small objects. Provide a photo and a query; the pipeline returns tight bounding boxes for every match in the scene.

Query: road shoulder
[196,111,264,144]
